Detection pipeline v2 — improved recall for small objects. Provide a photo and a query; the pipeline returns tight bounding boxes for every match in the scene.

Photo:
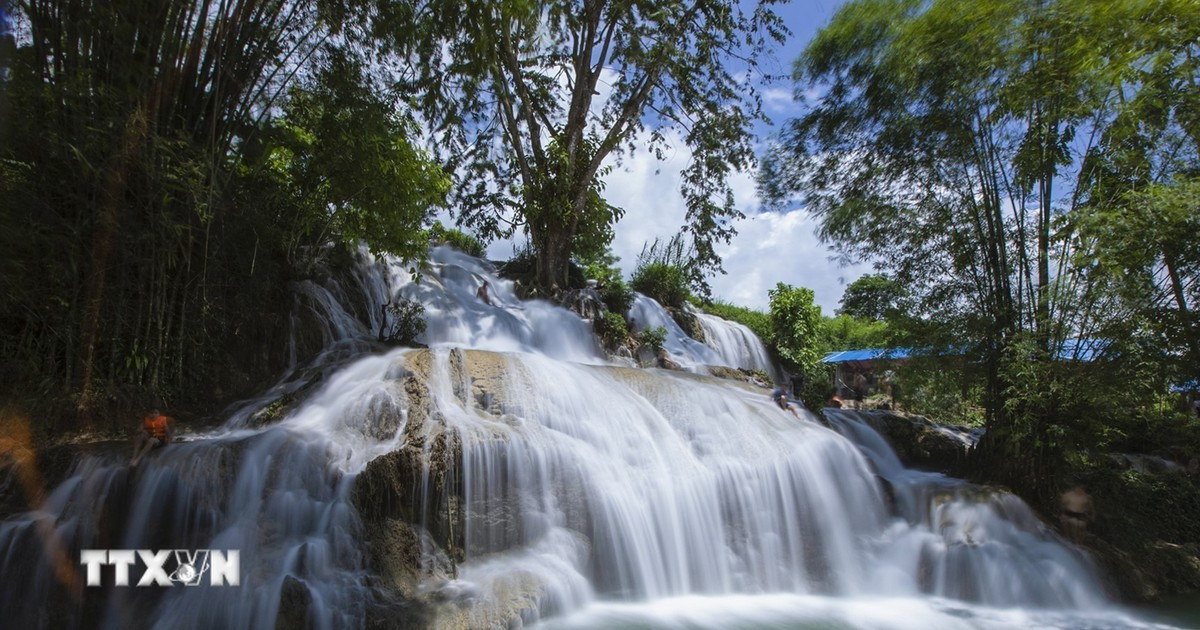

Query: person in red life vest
[129,407,173,467]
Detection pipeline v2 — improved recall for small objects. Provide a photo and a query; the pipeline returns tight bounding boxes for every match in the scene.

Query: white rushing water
[626,293,723,369]
[0,247,1180,629]
[693,309,780,380]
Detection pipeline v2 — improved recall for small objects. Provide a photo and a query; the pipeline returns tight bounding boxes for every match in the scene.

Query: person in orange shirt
[129,407,173,467]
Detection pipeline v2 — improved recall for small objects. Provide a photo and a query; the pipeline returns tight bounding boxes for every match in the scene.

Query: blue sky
[488,0,866,314]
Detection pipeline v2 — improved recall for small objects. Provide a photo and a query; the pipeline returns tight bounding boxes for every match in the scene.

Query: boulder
[275,576,312,630]
[1107,453,1184,475]
[656,349,682,371]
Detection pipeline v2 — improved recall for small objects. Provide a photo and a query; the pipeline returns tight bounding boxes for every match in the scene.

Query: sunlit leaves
[392,0,786,289]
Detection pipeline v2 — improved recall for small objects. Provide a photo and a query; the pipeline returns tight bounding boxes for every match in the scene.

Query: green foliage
[1078,177,1200,380]
[765,0,1200,366]
[594,311,631,349]
[0,0,443,427]
[579,249,634,314]
[769,283,823,373]
[382,299,428,346]
[630,235,695,308]
[821,314,890,351]
[428,222,486,258]
[1086,464,1200,550]
[764,0,1200,499]
[394,0,786,290]
[579,250,624,287]
[639,326,668,354]
[894,359,987,427]
[838,274,905,321]
[600,281,636,316]
[631,264,691,310]
[271,52,449,263]
[769,283,827,410]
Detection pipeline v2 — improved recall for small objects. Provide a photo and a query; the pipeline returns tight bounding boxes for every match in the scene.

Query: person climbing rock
[129,407,173,467]
[772,387,800,418]
[476,280,493,306]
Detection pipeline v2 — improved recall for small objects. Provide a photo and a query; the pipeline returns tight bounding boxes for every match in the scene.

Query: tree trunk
[1164,252,1200,366]
[76,108,149,427]
[534,225,572,294]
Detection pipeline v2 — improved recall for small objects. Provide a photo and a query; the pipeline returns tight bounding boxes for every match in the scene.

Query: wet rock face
[352,349,469,618]
[1143,542,1200,595]
[1059,485,1092,542]
[275,575,312,630]
[353,348,565,628]
[668,307,706,345]
[862,411,978,473]
[558,287,607,322]
[1107,453,1184,475]
[706,366,772,389]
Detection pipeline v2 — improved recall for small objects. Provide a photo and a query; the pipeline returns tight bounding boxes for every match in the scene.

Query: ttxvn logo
[80,549,240,586]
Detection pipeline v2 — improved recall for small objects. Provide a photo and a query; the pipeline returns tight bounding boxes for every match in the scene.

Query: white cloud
[599,129,869,314]
[762,87,796,114]
[472,53,868,315]
[482,128,868,314]
[708,210,871,314]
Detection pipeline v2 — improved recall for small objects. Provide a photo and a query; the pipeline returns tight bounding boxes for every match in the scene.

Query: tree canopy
[762,0,1200,500]
[392,0,788,292]
[838,274,906,321]
[0,0,447,426]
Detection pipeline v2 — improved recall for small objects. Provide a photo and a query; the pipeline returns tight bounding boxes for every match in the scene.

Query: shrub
[600,279,635,315]
[639,325,667,353]
[580,250,624,287]
[631,262,689,308]
[427,222,486,258]
[593,311,630,349]
[630,235,694,308]
[579,249,633,312]
[382,298,427,346]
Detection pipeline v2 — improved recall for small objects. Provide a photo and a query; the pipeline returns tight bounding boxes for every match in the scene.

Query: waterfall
[626,293,722,368]
[0,248,1174,629]
[387,247,603,363]
[692,309,780,380]
[823,409,1106,607]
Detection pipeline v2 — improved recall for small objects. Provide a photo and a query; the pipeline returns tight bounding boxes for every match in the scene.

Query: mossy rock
[668,307,706,345]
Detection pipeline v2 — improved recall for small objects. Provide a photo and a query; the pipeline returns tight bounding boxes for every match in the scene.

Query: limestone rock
[275,575,312,630]
[705,366,772,389]
[668,307,706,345]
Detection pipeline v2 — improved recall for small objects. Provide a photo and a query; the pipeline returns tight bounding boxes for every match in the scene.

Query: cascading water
[692,309,780,380]
[823,409,1106,607]
[388,247,603,363]
[626,293,722,368]
[0,248,1179,629]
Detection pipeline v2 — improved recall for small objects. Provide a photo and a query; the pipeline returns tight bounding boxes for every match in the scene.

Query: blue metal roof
[822,338,1105,364]
[821,348,912,363]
